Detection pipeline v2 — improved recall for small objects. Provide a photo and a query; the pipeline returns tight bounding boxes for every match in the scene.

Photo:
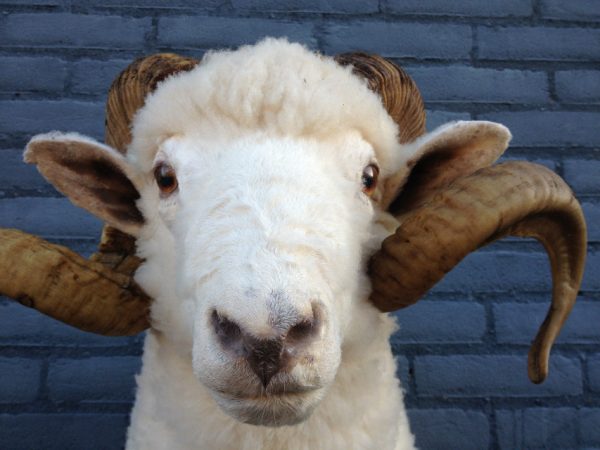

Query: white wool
[128,38,403,178]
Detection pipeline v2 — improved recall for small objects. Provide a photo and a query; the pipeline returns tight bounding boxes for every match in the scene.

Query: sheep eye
[154,163,178,195]
[362,164,379,196]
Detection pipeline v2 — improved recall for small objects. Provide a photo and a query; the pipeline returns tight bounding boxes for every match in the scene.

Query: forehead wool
[129,38,401,172]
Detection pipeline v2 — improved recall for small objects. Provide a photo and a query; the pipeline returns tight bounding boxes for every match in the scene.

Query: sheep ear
[384,121,512,214]
[24,132,144,237]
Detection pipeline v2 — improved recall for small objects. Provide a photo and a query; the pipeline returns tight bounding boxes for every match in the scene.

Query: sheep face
[133,129,391,426]
[24,40,405,427]
[118,40,405,426]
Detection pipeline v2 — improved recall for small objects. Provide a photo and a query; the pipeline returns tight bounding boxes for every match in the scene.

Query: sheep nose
[211,306,321,388]
[245,337,284,388]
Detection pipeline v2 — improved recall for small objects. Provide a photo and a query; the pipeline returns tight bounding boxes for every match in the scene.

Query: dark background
[0,0,599,448]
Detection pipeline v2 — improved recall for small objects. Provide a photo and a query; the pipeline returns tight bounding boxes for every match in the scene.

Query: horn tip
[528,348,549,384]
[528,370,547,385]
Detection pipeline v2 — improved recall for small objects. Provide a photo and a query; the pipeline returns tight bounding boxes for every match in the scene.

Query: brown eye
[362,164,379,196]
[154,162,178,195]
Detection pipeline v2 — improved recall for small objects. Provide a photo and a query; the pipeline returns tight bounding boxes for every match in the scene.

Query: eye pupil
[362,164,379,195]
[154,163,178,195]
[362,170,375,188]
[158,175,175,188]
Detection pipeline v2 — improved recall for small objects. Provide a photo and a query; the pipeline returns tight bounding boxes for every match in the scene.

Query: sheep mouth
[216,383,319,399]
[212,385,323,427]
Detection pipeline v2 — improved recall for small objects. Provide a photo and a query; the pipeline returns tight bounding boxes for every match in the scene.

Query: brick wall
[0,1,598,448]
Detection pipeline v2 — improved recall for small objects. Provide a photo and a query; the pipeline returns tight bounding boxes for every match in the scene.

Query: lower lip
[242,390,312,400]
[223,395,317,427]
[217,387,318,401]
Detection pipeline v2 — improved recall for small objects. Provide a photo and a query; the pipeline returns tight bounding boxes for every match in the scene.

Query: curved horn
[335,53,426,145]
[106,53,198,153]
[0,229,150,335]
[1,54,199,335]
[369,161,587,383]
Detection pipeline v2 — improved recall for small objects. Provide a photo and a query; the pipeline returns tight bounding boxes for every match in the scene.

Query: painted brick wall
[0,1,598,449]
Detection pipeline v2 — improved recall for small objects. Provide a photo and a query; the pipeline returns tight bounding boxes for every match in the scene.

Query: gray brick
[0,14,151,48]
[31,316,143,347]
[580,408,600,446]
[392,301,486,344]
[387,0,531,17]
[0,197,102,238]
[0,300,50,343]
[494,301,600,344]
[556,70,600,103]
[0,300,141,350]
[496,408,578,449]
[0,57,66,93]
[582,252,600,291]
[396,355,410,389]
[478,26,600,61]
[91,0,223,7]
[322,22,471,59]
[541,0,600,21]
[0,149,51,190]
[0,298,142,347]
[48,357,141,402]
[71,59,130,95]
[409,409,489,450]
[433,250,553,293]
[0,358,41,403]
[233,0,377,13]
[0,0,59,3]
[408,66,548,104]
[158,16,316,49]
[496,408,600,449]
[582,202,600,242]
[480,111,600,147]
[589,354,600,393]
[426,110,471,131]
[0,100,104,139]
[0,413,129,450]
[414,355,582,397]
[439,251,600,293]
[563,160,600,195]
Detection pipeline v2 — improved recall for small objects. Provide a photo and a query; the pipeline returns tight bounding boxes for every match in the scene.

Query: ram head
[0,42,586,421]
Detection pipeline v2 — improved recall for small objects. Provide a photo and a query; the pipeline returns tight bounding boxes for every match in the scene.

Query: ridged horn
[0,229,150,335]
[369,161,587,383]
[106,53,199,153]
[335,53,426,145]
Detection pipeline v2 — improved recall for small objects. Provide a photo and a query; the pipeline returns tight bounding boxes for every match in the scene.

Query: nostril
[211,310,240,341]
[286,301,323,344]
[211,310,247,357]
[287,319,314,342]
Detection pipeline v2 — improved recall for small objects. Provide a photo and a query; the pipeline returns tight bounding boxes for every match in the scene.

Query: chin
[211,387,323,427]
